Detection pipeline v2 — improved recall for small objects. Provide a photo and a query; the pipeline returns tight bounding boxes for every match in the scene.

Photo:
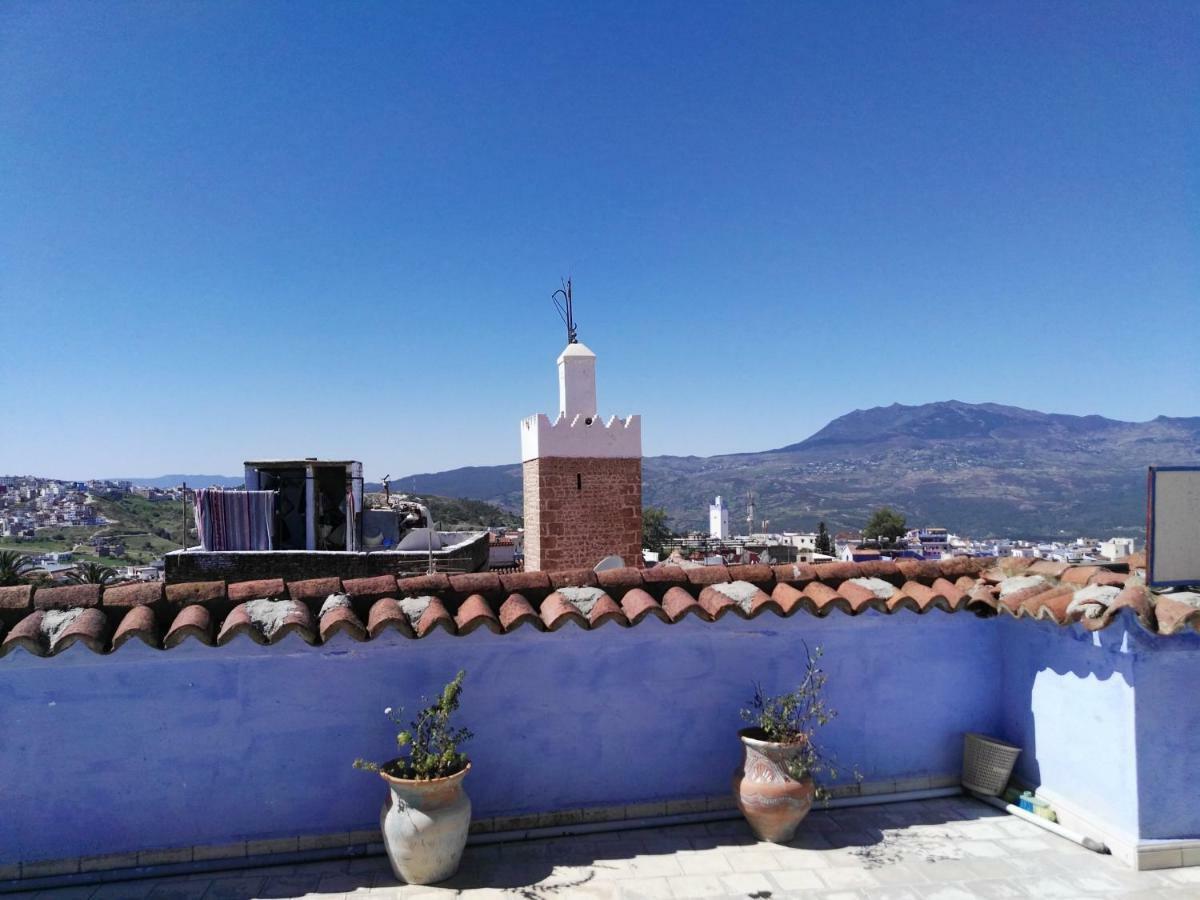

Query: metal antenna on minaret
[551,277,578,344]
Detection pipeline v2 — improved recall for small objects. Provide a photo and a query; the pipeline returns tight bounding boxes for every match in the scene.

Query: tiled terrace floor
[10,797,1199,899]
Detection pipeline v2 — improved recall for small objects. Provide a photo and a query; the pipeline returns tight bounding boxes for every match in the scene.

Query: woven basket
[961,732,1021,796]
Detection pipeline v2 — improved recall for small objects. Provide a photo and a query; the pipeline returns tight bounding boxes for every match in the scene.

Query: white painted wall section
[558,342,597,420]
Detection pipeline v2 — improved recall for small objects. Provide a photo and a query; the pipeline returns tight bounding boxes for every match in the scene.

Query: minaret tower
[520,283,643,571]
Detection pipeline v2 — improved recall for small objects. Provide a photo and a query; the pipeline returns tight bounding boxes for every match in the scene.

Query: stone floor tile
[615,876,673,898]
[860,888,922,900]
[315,874,376,896]
[959,840,1010,858]
[146,880,212,900]
[1164,866,1200,884]
[725,850,781,872]
[956,879,1030,899]
[771,868,825,890]
[914,886,985,900]
[630,854,683,878]
[91,881,160,899]
[673,849,733,875]
[663,873,727,897]
[857,863,931,886]
[770,847,830,869]
[819,867,881,889]
[201,875,268,898]
[718,871,774,895]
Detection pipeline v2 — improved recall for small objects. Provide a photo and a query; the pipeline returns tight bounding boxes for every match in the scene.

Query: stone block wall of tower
[522,457,642,571]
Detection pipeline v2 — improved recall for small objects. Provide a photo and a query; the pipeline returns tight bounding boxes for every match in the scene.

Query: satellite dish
[594,554,624,572]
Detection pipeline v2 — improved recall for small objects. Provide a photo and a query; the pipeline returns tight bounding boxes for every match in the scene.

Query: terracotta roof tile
[455,594,501,635]
[227,579,286,603]
[112,605,159,650]
[164,605,213,648]
[498,593,543,632]
[3,558,1193,658]
[35,584,100,611]
[166,581,225,605]
[102,581,164,608]
[287,577,343,604]
[0,584,33,612]
[342,575,398,601]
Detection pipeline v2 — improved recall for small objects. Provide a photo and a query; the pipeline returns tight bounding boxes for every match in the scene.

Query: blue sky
[2,1,1196,480]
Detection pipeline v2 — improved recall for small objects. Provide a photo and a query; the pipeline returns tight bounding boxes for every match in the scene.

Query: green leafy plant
[741,644,859,799]
[355,670,472,780]
[64,562,118,585]
[0,550,37,586]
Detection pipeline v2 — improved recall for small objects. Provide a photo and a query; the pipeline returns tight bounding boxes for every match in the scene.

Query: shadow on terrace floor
[24,795,1193,899]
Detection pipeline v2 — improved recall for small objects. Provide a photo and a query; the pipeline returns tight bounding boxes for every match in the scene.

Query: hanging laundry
[194,489,277,551]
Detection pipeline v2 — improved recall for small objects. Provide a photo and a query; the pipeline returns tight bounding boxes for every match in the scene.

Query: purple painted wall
[0,611,1000,866]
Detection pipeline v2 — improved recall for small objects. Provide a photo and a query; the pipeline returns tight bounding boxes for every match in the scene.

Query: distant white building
[709,495,730,540]
[1100,537,1136,561]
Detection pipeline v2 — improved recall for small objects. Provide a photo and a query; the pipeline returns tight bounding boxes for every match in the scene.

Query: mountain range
[394,401,1200,539]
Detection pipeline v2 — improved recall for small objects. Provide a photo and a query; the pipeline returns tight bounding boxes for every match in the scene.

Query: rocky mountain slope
[398,401,1200,539]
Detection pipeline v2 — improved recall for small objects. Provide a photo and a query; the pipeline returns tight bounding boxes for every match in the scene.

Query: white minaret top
[558,341,597,420]
[521,341,641,462]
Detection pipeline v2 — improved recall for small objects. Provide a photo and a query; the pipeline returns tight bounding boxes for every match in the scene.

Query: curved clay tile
[800,581,848,616]
[287,577,343,604]
[227,579,286,603]
[342,575,399,602]
[410,597,455,638]
[397,573,451,596]
[1028,560,1070,578]
[770,582,806,616]
[455,594,501,636]
[2,611,47,657]
[102,581,164,609]
[47,607,107,655]
[1094,583,1154,633]
[661,586,707,622]
[999,557,1037,575]
[966,582,999,614]
[932,577,968,609]
[980,567,1006,585]
[727,564,775,587]
[34,584,101,611]
[889,581,939,613]
[166,581,226,605]
[1088,570,1128,588]
[772,563,817,586]
[218,599,315,645]
[449,572,502,598]
[696,584,736,619]
[686,565,731,587]
[582,591,627,628]
[548,568,599,590]
[1060,566,1101,586]
[164,604,213,648]
[367,598,415,639]
[939,557,990,579]
[112,605,159,650]
[618,588,669,625]
[856,560,903,584]
[703,582,778,618]
[499,570,551,595]
[548,586,627,628]
[319,595,367,643]
[1021,585,1078,623]
[597,566,645,592]
[641,565,689,590]
[813,561,862,584]
[0,584,33,613]
[833,580,885,614]
[539,592,590,631]
[997,579,1054,615]
[498,593,543,632]
[895,560,943,583]
[1151,593,1200,636]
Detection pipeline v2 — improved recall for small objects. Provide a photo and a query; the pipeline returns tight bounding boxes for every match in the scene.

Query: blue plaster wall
[996,617,1140,841]
[0,610,1001,866]
[1131,628,1200,841]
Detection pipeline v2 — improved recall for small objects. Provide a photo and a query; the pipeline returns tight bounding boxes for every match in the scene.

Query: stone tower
[520,341,642,571]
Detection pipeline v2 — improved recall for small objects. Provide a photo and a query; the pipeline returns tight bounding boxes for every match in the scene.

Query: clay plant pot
[732,728,815,842]
[378,762,472,885]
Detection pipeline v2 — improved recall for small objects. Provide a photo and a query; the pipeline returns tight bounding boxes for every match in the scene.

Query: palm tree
[64,562,119,585]
[0,550,37,586]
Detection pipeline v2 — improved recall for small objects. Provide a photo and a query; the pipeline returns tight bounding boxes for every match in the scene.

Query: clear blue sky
[2,1,1196,480]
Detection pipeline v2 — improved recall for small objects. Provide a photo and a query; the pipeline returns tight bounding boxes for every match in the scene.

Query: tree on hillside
[65,562,119,585]
[863,507,907,545]
[642,506,673,557]
[0,550,36,586]
[815,522,833,555]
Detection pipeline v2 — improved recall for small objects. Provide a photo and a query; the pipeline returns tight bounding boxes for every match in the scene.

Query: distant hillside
[111,474,244,488]
[394,401,1200,539]
[363,492,520,530]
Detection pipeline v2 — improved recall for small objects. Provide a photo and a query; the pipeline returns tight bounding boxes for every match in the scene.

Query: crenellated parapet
[520,412,642,462]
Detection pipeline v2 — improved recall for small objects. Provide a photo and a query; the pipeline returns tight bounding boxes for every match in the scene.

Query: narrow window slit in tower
[577,473,582,491]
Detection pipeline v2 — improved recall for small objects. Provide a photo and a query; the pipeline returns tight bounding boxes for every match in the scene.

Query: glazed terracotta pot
[378,762,472,885]
[732,728,815,842]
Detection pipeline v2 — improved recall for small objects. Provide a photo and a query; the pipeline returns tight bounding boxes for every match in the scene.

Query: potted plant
[355,670,473,884]
[732,644,852,842]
